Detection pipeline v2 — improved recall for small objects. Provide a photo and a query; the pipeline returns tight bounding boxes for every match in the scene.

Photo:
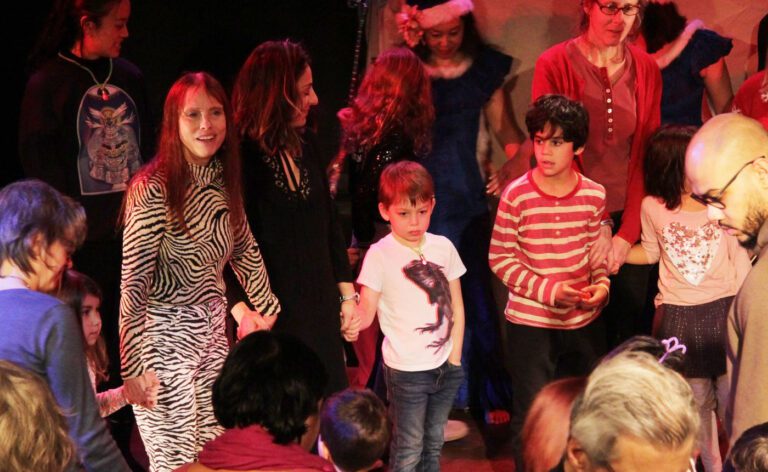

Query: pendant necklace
[57,52,113,101]
[407,240,428,266]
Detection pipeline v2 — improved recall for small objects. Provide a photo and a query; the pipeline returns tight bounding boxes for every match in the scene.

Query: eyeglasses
[594,0,642,16]
[690,157,764,209]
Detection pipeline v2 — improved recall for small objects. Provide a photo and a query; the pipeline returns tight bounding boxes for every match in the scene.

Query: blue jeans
[385,360,465,472]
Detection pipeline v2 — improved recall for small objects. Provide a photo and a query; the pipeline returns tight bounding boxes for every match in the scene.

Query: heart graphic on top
[660,221,721,286]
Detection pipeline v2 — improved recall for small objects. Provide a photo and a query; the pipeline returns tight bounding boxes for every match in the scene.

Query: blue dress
[660,29,732,125]
[423,45,513,412]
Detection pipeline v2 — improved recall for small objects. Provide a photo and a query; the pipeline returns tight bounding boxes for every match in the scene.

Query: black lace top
[348,131,419,245]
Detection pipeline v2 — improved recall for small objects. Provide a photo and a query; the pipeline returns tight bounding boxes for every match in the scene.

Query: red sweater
[489,171,610,329]
[532,40,662,244]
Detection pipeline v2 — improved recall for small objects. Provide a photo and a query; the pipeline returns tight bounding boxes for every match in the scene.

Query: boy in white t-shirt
[352,160,466,471]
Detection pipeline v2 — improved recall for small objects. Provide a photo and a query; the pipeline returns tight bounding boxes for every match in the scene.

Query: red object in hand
[580,291,591,301]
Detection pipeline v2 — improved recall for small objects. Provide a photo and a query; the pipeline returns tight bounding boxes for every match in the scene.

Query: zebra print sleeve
[229,216,281,317]
[120,176,166,379]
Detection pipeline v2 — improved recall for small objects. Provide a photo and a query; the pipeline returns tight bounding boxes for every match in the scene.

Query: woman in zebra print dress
[120,72,280,472]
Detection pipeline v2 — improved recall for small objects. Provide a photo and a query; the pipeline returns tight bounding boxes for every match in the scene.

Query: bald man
[686,113,768,446]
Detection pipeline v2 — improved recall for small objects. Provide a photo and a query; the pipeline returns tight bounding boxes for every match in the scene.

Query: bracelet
[340,292,359,304]
[599,219,614,228]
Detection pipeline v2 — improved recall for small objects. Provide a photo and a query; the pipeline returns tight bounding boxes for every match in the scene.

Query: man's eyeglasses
[690,157,764,209]
[595,0,642,16]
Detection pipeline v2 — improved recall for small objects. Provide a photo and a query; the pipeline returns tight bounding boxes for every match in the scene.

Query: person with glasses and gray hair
[685,113,768,448]
[560,350,699,472]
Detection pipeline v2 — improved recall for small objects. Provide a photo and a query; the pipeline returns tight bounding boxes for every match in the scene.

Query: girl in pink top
[626,125,752,472]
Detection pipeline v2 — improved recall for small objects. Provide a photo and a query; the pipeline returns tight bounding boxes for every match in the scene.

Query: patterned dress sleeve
[88,362,128,417]
[229,216,281,316]
[120,176,166,379]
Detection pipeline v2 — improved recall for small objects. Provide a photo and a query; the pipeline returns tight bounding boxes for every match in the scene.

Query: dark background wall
[4,1,362,187]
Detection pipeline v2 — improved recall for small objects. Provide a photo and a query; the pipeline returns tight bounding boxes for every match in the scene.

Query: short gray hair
[570,351,699,466]
[0,179,86,274]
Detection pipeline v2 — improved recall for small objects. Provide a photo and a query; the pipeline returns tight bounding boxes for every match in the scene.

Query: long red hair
[232,40,310,157]
[522,377,587,472]
[340,47,434,157]
[128,72,244,231]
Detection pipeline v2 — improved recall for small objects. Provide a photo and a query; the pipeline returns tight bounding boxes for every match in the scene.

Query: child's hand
[578,285,609,309]
[554,282,582,308]
[123,375,149,407]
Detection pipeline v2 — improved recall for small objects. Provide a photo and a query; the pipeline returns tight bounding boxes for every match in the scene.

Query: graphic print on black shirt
[403,259,454,351]
[77,84,142,195]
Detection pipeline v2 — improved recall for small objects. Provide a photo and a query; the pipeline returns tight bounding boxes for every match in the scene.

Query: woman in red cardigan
[523,0,662,448]
[530,0,661,336]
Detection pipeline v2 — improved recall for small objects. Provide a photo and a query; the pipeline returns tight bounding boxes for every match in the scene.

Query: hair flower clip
[659,336,687,364]
[397,5,424,48]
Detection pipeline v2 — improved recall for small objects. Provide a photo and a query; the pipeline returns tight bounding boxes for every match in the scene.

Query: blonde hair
[569,351,699,466]
[0,360,75,471]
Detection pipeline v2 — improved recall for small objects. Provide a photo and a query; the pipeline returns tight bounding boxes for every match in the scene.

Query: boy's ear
[574,145,585,156]
[378,202,390,221]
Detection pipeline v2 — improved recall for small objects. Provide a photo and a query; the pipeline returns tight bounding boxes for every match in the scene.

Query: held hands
[609,236,632,274]
[232,302,276,340]
[123,369,160,409]
[340,300,361,342]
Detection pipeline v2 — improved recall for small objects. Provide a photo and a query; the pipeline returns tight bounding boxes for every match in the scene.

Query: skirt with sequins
[656,296,734,378]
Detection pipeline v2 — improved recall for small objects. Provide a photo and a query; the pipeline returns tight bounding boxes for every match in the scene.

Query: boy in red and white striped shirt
[489,94,610,464]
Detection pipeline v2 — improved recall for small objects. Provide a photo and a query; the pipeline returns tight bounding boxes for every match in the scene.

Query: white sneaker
[443,419,469,442]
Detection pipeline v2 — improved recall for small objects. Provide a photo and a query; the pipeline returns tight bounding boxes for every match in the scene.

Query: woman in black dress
[232,40,357,395]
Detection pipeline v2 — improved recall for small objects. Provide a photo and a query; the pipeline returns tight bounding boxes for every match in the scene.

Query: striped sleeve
[489,182,557,307]
[120,176,166,379]
[229,217,281,316]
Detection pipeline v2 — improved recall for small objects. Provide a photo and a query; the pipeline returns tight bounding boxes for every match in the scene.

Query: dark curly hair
[212,331,327,444]
[525,94,590,150]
